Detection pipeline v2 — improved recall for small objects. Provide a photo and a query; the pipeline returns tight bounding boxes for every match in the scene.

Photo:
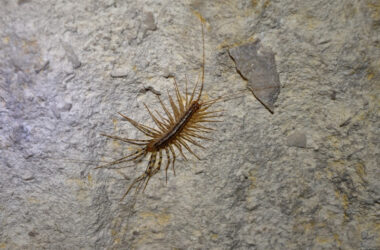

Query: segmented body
[97,19,223,200]
[148,101,200,151]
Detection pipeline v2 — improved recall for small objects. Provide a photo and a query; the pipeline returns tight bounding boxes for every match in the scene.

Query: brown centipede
[97,19,228,200]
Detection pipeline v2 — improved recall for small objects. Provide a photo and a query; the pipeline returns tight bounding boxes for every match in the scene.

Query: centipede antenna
[197,20,205,101]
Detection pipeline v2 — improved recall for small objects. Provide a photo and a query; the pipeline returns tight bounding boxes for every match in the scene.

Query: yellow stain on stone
[193,230,202,238]
[251,0,259,8]
[66,178,92,201]
[113,238,120,244]
[335,190,349,220]
[111,229,120,245]
[262,0,270,9]
[367,70,374,80]
[0,243,6,249]
[342,194,349,212]
[355,162,366,180]
[76,189,88,201]
[306,15,322,30]
[28,197,40,204]
[334,233,342,247]
[293,220,327,234]
[66,178,85,188]
[87,173,93,186]
[140,211,171,226]
[202,92,210,101]
[316,233,343,248]
[316,235,334,244]
[375,223,380,246]
[327,159,346,174]
[211,233,218,240]
[132,65,137,72]
[192,9,206,24]
[22,39,38,54]
[303,221,315,232]
[217,36,257,50]
[367,1,380,20]
[112,118,118,129]
[2,37,9,44]
[135,231,165,247]
[325,135,340,148]
[248,171,257,189]
[112,139,121,149]
[249,176,256,189]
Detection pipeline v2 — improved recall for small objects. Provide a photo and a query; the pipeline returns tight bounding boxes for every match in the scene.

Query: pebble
[287,131,307,148]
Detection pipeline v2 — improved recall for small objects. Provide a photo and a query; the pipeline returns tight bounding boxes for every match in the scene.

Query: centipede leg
[172,77,185,112]
[120,172,146,201]
[185,74,189,105]
[169,145,177,176]
[177,137,200,160]
[110,150,147,169]
[95,149,146,169]
[118,112,160,137]
[100,133,150,145]
[164,147,171,184]
[143,152,157,192]
[173,141,187,161]
[156,150,163,171]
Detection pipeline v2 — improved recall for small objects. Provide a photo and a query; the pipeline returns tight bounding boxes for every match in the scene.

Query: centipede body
[97,18,225,200]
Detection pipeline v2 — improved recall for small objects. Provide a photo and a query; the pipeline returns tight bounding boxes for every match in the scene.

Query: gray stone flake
[287,131,307,148]
[62,42,81,69]
[229,40,281,113]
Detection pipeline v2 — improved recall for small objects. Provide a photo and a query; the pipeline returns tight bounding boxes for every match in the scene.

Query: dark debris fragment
[228,40,281,113]
[139,86,161,96]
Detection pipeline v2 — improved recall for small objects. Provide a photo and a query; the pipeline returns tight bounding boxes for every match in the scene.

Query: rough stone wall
[0,0,379,249]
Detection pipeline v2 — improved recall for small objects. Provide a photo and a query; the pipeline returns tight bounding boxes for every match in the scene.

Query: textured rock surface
[1,0,379,249]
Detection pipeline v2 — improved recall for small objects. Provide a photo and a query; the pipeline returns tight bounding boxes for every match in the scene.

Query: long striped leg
[172,77,185,113]
[109,150,147,169]
[187,123,215,132]
[144,150,163,188]
[120,170,147,201]
[156,95,174,123]
[183,130,212,141]
[167,90,180,120]
[117,112,160,137]
[177,137,200,160]
[142,152,157,192]
[182,134,206,149]
[95,149,146,169]
[143,103,168,132]
[189,72,201,104]
[173,141,187,160]
[119,152,154,200]
[101,133,150,145]
[155,110,171,127]
[169,145,177,176]
[196,118,222,123]
[156,150,163,172]
[133,153,155,196]
[164,147,171,184]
